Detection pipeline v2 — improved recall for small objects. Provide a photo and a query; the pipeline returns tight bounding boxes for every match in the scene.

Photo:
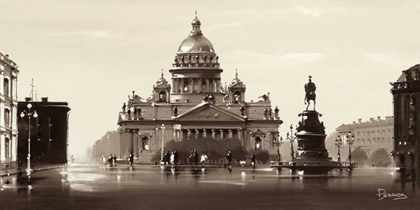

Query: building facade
[117,15,283,160]
[17,97,71,164]
[390,64,420,174]
[0,52,19,170]
[336,116,394,159]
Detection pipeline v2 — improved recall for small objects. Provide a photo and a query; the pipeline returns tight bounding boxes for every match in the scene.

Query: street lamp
[107,133,110,154]
[20,103,38,178]
[286,124,297,161]
[160,124,165,163]
[346,132,355,163]
[275,134,283,161]
[335,135,343,162]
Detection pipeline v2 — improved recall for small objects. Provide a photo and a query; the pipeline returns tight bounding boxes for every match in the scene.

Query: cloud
[297,6,324,17]
[363,53,410,66]
[41,30,140,40]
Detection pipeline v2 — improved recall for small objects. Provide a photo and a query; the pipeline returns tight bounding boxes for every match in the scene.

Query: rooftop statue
[304,76,317,110]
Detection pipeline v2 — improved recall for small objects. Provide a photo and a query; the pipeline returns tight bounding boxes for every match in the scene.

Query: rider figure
[304,76,317,110]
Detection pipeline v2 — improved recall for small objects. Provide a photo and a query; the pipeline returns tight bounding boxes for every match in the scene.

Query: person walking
[128,153,134,167]
[200,151,208,166]
[173,150,179,166]
[250,153,256,168]
[170,151,175,166]
[113,155,117,167]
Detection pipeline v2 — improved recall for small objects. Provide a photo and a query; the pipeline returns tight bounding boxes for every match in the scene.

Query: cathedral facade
[117,14,282,160]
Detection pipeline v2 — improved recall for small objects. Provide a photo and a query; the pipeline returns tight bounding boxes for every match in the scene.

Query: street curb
[0,165,65,177]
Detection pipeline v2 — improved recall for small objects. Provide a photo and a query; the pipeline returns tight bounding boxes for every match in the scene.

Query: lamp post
[107,133,110,154]
[286,124,297,161]
[335,135,342,162]
[20,103,38,178]
[160,124,165,163]
[276,134,283,161]
[346,132,355,163]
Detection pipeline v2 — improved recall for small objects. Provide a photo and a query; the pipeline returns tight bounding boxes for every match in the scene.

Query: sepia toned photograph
[0,0,419,209]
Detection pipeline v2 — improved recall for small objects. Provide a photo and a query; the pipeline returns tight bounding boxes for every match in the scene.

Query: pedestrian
[226,151,233,165]
[71,155,75,163]
[108,155,113,167]
[193,149,199,167]
[113,155,117,167]
[102,155,107,167]
[165,151,170,165]
[250,153,256,168]
[200,151,208,166]
[170,151,175,166]
[174,150,179,166]
[189,151,194,167]
[128,153,134,167]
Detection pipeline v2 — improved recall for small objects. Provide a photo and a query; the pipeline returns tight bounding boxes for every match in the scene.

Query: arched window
[141,137,149,151]
[4,108,10,127]
[158,91,167,102]
[183,80,189,92]
[233,91,241,104]
[5,138,10,157]
[3,78,9,97]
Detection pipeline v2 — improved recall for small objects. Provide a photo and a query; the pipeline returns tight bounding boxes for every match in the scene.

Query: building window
[3,78,9,96]
[158,91,167,102]
[4,109,10,127]
[5,138,10,157]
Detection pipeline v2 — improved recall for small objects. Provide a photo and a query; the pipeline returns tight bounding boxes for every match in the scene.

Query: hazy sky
[1,0,419,157]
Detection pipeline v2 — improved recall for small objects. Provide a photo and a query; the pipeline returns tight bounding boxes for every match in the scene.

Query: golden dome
[177,12,215,53]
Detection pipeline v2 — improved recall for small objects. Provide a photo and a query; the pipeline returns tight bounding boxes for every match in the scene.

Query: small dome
[192,17,201,25]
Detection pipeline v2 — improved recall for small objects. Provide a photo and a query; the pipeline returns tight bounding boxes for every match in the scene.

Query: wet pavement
[0,161,419,210]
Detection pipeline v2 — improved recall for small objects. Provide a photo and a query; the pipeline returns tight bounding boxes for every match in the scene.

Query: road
[0,161,419,210]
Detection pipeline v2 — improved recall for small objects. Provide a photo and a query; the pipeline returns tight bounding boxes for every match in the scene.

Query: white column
[220,129,224,139]
[180,130,184,141]
[173,129,177,141]
[14,76,18,100]
[12,104,17,133]
[195,129,199,138]
[0,70,4,95]
[0,134,5,162]
[187,129,191,139]
[203,129,207,138]
[237,129,242,141]
[11,134,17,161]
[228,130,233,138]
[0,102,4,127]
[211,129,215,139]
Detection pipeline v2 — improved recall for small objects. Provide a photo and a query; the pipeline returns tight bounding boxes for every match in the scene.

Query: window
[3,78,9,96]
[5,138,10,157]
[158,91,166,102]
[4,109,10,127]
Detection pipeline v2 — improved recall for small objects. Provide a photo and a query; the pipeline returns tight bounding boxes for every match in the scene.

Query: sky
[1,0,419,158]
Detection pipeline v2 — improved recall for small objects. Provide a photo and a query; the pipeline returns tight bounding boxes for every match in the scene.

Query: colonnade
[172,78,221,94]
[172,128,242,141]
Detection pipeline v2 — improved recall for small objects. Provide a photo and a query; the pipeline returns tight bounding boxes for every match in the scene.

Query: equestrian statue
[304,76,317,110]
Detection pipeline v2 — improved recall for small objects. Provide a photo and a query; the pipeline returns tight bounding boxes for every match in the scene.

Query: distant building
[17,97,70,164]
[336,116,394,159]
[0,52,19,170]
[116,14,282,161]
[390,64,420,173]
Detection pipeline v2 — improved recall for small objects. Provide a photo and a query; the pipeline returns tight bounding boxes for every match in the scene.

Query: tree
[368,148,392,167]
[351,146,368,162]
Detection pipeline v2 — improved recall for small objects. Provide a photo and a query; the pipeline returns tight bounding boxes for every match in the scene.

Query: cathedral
[117,14,282,160]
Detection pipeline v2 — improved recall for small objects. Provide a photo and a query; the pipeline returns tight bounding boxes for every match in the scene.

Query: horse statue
[258,92,270,102]
[304,76,317,110]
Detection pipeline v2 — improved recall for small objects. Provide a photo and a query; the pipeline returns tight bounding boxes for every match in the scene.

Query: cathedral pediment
[176,102,245,121]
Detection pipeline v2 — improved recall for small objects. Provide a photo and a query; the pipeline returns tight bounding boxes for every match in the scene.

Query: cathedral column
[237,129,242,141]
[180,129,184,141]
[228,129,233,139]
[220,129,224,140]
[173,129,177,141]
[206,79,210,93]
[189,78,194,93]
[211,129,215,139]
[203,129,207,138]
[216,79,220,93]
[187,129,191,140]
[180,79,184,93]
[195,129,199,138]
[198,79,202,93]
